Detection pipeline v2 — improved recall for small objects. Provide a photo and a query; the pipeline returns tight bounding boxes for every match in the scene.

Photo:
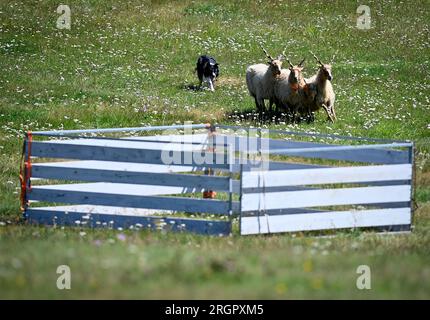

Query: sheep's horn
[286,58,294,68]
[298,58,306,67]
[259,43,273,60]
[310,51,324,66]
[281,44,288,60]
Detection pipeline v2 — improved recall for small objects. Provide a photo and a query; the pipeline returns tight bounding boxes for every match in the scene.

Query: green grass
[0,0,429,299]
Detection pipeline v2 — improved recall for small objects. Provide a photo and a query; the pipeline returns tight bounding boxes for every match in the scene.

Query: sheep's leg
[326,101,337,121]
[286,104,293,123]
[260,99,268,122]
[307,106,312,123]
[268,98,273,116]
[291,106,297,123]
[322,104,335,123]
[276,101,285,122]
[306,106,313,123]
[331,105,337,120]
[254,97,260,115]
[296,108,302,123]
[255,97,264,122]
[275,100,284,121]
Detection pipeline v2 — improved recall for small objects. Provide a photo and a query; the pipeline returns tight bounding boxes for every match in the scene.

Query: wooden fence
[20,124,414,236]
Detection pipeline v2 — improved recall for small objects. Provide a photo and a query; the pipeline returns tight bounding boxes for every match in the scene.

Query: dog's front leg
[207,78,215,92]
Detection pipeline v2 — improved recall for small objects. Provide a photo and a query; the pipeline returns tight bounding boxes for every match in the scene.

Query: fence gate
[239,140,414,235]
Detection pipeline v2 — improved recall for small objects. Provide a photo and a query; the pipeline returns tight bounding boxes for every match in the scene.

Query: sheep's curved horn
[310,51,324,66]
[259,43,273,60]
[298,58,306,67]
[286,58,294,68]
[280,44,288,60]
[331,52,337,63]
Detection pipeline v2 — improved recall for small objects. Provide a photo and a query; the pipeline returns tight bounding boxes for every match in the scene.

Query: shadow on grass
[181,83,221,93]
[225,107,299,125]
[181,83,201,92]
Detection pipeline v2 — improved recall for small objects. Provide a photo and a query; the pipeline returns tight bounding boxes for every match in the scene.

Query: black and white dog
[196,55,219,91]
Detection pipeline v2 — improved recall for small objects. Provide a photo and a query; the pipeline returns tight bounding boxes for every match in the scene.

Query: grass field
[0,0,429,299]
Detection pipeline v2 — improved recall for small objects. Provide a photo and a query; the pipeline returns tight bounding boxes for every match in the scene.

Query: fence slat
[29,182,204,196]
[33,123,210,136]
[33,160,208,173]
[31,141,229,169]
[215,135,410,164]
[127,133,209,144]
[26,208,231,236]
[47,138,202,150]
[241,185,411,211]
[33,158,327,175]
[32,164,230,191]
[28,186,234,214]
[240,207,411,235]
[242,164,412,188]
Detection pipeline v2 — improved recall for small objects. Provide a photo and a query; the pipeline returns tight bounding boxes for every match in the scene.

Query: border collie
[196,55,219,91]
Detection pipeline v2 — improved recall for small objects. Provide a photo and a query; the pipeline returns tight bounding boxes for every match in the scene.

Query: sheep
[298,79,318,123]
[246,44,284,119]
[273,58,306,122]
[302,52,336,122]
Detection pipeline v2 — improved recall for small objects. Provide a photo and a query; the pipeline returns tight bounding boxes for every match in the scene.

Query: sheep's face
[268,59,283,76]
[289,66,304,84]
[320,64,333,81]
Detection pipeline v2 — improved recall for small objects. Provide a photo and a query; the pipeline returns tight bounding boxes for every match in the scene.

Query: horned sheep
[302,52,336,122]
[245,45,284,118]
[273,58,306,122]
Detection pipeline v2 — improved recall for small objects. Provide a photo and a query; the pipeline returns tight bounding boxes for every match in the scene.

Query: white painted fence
[20,124,414,236]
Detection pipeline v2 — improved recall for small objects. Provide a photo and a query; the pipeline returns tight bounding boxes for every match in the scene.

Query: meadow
[0,0,429,299]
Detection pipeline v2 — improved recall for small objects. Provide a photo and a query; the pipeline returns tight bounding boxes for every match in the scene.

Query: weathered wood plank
[240,207,411,235]
[242,164,412,188]
[33,160,207,173]
[46,138,201,150]
[127,133,209,144]
[215,135,410,164]
[32,123,210,136]
[29,182,204,196]
[32,164,231,191]
[26,208,231,236]
[31,141,229,169]
[24,204,172,216]
[28,185,234,214]
[241,185,411,211]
